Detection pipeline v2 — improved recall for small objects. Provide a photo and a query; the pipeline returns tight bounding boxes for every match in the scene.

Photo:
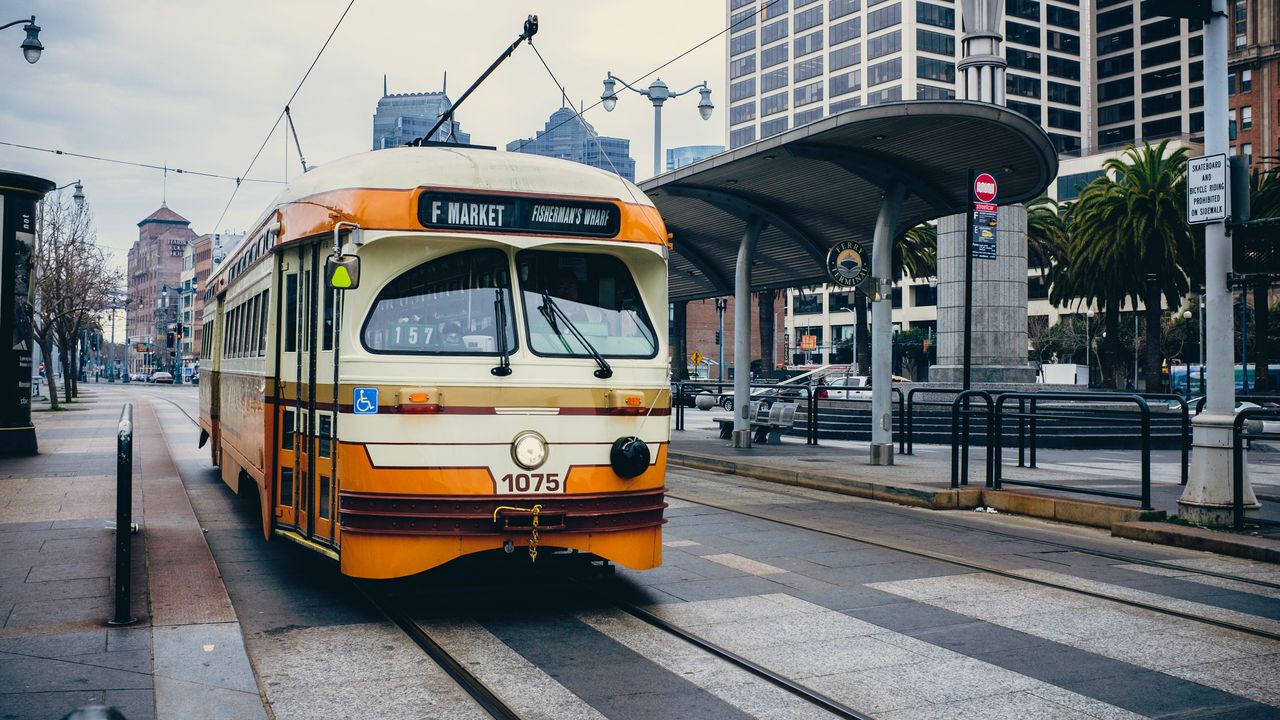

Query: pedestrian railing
[949,390,995,489]
[991,392,1153,509]
[1231,407,1280,531]
[109,404,137,627]
[1194,393,1280,414]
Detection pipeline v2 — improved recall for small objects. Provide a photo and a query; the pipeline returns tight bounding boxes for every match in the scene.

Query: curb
[668,450,1163,529]
[1111,521,1280,563]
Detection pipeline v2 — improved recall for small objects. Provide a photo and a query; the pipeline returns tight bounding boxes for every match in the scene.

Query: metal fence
[1231,407,1280,531]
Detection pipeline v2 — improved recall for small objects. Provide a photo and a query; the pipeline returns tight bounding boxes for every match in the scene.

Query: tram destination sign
[418,191,621,238]
[1186,153,1229,224]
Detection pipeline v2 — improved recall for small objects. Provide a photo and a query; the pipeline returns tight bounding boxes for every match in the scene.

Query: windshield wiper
[539,291,613,379]
[491,288,512,377]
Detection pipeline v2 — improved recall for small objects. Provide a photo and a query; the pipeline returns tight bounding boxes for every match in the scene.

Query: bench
[713,401,799,444]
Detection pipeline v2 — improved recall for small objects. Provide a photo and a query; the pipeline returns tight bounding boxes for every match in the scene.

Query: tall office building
[1228,1,1279,160]
[667,144,726,172]
[372,80,469,149]
[507,107,637,182]
[126,205,197,376]
[724,0,1222,158]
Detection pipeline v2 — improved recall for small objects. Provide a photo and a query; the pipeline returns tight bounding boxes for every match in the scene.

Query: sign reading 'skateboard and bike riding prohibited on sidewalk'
[1187,154,1229,224]
[969,171,999,260]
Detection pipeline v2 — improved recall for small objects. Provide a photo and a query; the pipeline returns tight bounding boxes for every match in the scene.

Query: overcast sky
[1,0,726,271]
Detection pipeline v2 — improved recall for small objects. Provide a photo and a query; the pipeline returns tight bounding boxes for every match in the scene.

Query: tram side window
[259,290,270,356]
[285,275,298,353]
[515,250,659,359]
[249,296,259,357]
[362,248,517,355]
[282,409,295,450]
[323,285,334,351]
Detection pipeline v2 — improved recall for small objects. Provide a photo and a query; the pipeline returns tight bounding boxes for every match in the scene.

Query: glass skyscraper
[507,107,637,182]
[372,91,470,149]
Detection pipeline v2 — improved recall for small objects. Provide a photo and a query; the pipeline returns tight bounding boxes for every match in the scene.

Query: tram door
[274,242,337,545]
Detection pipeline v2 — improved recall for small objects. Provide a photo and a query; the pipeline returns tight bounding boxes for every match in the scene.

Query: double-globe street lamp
[600,72,713,178]
[1,15,42,64]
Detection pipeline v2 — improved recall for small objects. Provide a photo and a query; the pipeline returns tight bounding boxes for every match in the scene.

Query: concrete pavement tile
[877,690,1105,720]
[847,601,978,634]
[102,688,155,720]
[1024,686,1149,720]
[856,657,1041,704]
[0,689,103,720]
[3,595,112,628]
[0,654,151,693]
[153,677,264,720]
[693,609,884,650]
[999,605,1169,641]
[1164,652,1280,706]
[71,649,150,674]
[701,553,788,576]
[1082,628,1252,670]
[25,561,112,583]
[663,539,700,547]
[800,671,934,715]
[694,681,843,720]
[11,577,110,602]
[152,623,258,695]
[643,593,812,627]
[106,627,151,653]
[0,521,54,533]
[743,635,925,678]
[0,630,106,658]
[250,622,441,688]
[650,575,795,602]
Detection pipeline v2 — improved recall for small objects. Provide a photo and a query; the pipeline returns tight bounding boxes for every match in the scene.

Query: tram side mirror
[325,254,360,290]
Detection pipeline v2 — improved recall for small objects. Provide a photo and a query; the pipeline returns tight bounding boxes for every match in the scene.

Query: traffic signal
[166,332,175,348]
[715,330,722,344]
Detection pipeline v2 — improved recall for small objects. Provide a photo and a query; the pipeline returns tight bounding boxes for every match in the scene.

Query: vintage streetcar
[198,146,671,578]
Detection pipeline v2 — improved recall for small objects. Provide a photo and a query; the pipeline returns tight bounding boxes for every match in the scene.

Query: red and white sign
[973,173,998,203]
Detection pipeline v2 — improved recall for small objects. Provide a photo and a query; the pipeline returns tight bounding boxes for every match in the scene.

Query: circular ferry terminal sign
[973,173,998,203]
[825,240,869,287]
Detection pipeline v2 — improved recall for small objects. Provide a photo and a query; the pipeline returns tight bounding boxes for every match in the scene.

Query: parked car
[820,375,871,400]
[150,371,174,384]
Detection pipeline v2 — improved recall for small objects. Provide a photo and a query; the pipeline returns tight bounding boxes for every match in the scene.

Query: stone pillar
[930,205,1036,383]
[930,0,1034,385]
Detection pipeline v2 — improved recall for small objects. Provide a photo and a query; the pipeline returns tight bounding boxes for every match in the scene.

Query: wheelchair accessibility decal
[354,387,379,414]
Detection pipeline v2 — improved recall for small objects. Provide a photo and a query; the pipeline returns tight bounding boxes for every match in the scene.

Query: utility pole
[1176,0,1259,523]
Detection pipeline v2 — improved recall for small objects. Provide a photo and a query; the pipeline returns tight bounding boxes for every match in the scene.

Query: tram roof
[640,100,1059,302]
[274,146,657,210]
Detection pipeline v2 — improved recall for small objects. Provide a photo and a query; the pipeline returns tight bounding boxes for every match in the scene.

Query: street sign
[1187,154,1229,224]
[801,335,818,350]
[690,350,703,365]
[973,173,998,203]
[971,202,999,260]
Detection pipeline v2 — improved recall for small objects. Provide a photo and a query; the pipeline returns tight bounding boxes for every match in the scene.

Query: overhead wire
[208,0,357,235]
[511,0,777,155]
[0,140,283,184]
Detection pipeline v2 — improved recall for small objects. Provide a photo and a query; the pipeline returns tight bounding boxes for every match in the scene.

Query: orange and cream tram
[198,147,671,578]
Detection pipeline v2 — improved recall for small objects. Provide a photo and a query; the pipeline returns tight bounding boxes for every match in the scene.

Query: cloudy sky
[1,0,726,271]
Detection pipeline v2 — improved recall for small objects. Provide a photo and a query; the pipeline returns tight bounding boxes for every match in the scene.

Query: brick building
[126,205,197,376]
[1228,0,1280,160]
[675,293,785,379]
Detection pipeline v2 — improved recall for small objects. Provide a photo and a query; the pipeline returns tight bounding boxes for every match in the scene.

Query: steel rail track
[669,492,1280,643]
[360,583,525,720]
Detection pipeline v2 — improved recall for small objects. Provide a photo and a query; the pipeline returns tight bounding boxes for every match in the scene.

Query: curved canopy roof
[640,101,1059,301]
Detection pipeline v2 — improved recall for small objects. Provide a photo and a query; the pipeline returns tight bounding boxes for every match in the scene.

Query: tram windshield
[362,248,518,355]
[516,250,657,358]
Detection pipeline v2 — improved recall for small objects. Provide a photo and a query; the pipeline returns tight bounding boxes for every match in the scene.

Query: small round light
[512,431,548,470]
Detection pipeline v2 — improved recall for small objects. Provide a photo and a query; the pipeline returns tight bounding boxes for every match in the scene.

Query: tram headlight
[511,431,548,470]
[610,436,650,479]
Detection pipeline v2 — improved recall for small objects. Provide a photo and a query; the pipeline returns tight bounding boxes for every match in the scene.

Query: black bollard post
[108,404,137,627]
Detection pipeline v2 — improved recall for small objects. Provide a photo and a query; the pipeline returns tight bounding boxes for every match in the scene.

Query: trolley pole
[1180,0,1259,522]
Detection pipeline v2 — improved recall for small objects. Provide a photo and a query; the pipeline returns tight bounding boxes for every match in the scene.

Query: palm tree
[1240,161,1280,390]
[1025,195,1070,275]
[1060,140,1193,389]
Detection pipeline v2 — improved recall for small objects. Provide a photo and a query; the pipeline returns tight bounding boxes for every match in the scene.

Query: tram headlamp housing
[610,436,650,479]
[512,431,548,470]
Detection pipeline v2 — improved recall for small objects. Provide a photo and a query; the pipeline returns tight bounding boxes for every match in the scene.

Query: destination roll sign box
[418,191,621,238]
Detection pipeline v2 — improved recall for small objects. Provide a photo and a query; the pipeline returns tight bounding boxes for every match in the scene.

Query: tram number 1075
[498,472,562,494]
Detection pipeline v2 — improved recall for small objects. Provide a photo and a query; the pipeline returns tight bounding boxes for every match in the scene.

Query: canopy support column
[870,183,906,465]
[732,215,765,447]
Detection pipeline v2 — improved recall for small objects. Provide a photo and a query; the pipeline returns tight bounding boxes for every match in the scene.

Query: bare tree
[33,192,120,409]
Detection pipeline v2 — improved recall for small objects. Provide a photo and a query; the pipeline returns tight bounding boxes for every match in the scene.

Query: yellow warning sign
[690,351,703,365]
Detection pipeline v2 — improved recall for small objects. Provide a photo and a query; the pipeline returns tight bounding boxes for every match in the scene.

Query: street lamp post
[0,15,42,63]
[1085,309,1095,387]
[1183,309,1194,397]
[601,71,713,178]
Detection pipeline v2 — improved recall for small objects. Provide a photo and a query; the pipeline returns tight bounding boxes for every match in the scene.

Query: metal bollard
[108,404,137,627]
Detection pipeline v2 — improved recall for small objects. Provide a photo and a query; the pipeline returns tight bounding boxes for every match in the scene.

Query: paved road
[131,385,1280,719]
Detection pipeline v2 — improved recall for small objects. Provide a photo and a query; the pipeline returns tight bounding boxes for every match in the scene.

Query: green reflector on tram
[326,255,360,290]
